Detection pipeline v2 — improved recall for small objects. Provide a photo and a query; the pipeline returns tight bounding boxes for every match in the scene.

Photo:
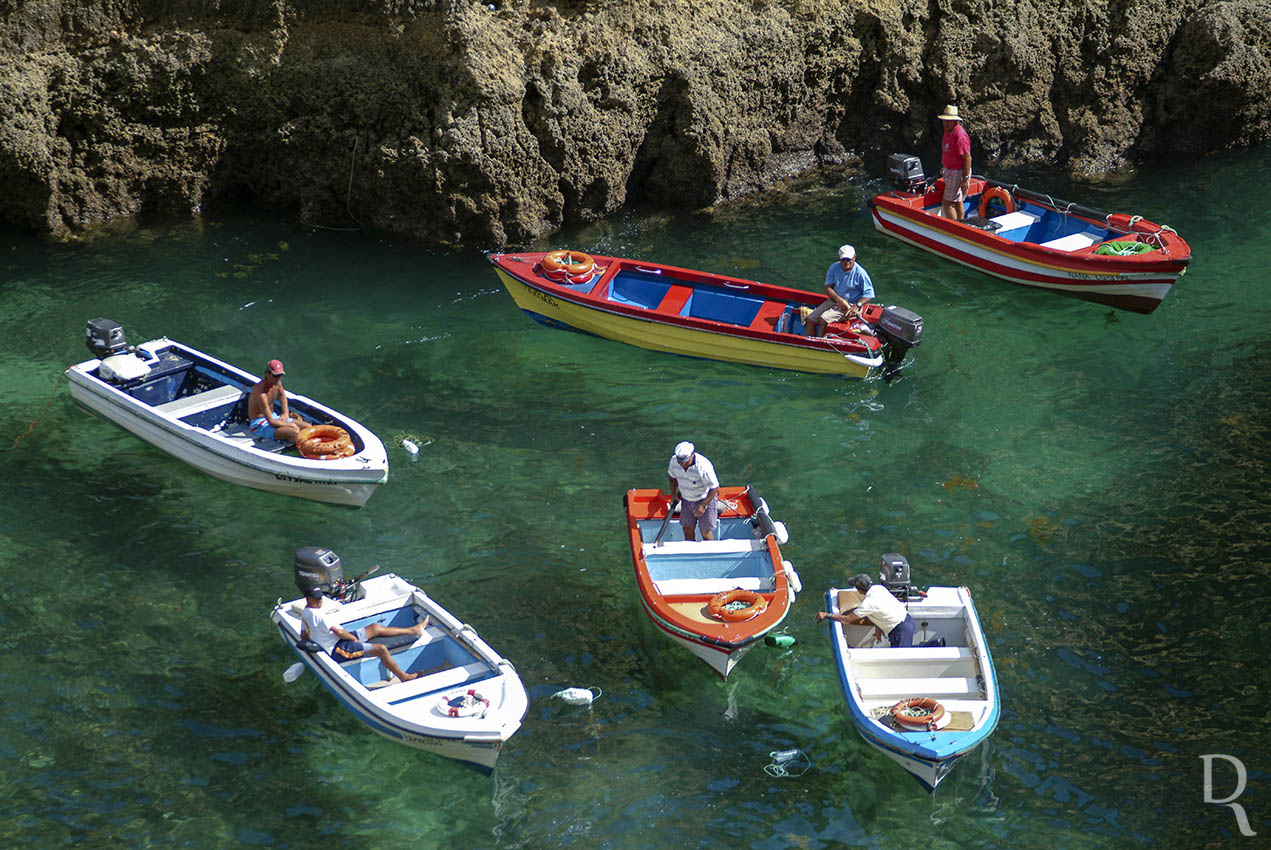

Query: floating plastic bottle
[552,686,601,706]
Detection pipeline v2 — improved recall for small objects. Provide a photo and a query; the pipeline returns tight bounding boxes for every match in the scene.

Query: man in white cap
[804,244,874,338]
[666,441,720,541]
[938,104,972,220]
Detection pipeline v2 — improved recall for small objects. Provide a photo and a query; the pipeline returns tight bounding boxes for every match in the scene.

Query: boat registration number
[527,287,560,308]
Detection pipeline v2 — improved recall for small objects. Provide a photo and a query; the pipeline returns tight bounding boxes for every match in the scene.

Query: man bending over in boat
[300,586,430,682]
[815,573,945,648]
[248,359,308,444]
[666,441,720,541]
[804,245,874,338]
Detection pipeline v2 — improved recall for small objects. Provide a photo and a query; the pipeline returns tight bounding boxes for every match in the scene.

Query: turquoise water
[1,147,1268,848]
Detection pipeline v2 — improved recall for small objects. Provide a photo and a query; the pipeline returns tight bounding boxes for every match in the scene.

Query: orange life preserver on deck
[892,697,946,729]
[297,424,354,460]
[977,186,1016,219]
[707,589,768,622]
[541,250,595,281]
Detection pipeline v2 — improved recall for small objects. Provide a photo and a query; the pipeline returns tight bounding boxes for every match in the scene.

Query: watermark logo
[1201,754,1257,837]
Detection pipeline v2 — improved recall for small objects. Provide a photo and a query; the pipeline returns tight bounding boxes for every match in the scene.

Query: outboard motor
[85,317,151,383]
[887,154,926,193]
[85,318,127,359]
[880,553,921,601]
[874,305,924,367]
[294,546,344,599]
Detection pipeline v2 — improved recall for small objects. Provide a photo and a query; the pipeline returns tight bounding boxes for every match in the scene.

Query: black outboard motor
[880,553,921,601]
[887,154,926,193]
[85,318,127,359]
[874,306,924,367]
[294,546,344,599]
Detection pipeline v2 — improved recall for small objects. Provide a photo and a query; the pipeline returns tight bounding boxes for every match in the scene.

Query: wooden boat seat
[850,646,973,663]
[748,300,786,330]
[655,285,693,315]
[989,210,1042,232]
[857,676,981,700]
[152,384,244,417]
[653,576,773,596]
[1040,232,1102,251]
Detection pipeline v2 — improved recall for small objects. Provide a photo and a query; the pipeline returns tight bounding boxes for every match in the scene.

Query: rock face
[1,0,1268,245]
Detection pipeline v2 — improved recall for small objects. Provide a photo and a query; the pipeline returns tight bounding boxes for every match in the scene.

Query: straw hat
[937,104,962,121]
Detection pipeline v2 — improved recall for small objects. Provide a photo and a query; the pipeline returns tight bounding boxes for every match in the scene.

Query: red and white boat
[624,485,801,679]
[869,155,1192,314]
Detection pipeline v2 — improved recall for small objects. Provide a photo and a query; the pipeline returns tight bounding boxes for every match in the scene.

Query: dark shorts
[888,615,916,648]
[332,639,368,661]
[330,627,369,661]
[679,496,718,535]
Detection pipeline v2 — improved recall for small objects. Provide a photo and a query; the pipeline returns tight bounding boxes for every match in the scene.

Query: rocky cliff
[1,0,1268,245]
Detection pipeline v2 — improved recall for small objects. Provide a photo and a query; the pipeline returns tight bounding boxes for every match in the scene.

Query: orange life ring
[297,424,354,460]
[542,250,595,278]
[892,697,946,728]
[707,589,768,622]
[977,186,1016,219]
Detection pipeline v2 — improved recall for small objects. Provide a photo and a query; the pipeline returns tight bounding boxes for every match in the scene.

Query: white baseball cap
[838,244,856,260]
[674,441,695,460]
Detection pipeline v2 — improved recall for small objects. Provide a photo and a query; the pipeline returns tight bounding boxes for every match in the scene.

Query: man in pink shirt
[938,104,972,220]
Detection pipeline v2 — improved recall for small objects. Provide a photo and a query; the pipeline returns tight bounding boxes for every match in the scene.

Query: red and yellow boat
[624,485,801,679]
[488,250,923,378]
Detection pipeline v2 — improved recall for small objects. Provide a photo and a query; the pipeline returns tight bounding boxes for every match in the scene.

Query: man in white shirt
[666,441,720,541]
[815,573,945,647]
[300,587,430,681]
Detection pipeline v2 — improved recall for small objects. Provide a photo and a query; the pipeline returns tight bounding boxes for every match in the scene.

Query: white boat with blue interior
[66,318,388,506]
[271,548,528,772]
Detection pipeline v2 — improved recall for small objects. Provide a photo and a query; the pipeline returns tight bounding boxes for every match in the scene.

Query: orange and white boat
[623,485,801,679]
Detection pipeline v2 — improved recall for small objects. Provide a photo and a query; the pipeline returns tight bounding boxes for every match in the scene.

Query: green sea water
[1,146,1268,849]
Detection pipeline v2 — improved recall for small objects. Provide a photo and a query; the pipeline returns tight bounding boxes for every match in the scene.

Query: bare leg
[369,643,417,681]
[683,525,696,542]
[364,616,429,640]
[702,528,715,541]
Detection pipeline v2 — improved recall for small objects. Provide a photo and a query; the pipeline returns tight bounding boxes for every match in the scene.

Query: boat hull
[272,574,527,772]
[870,181,1191,314]
[67,338,388,506]
[490,254,899,379]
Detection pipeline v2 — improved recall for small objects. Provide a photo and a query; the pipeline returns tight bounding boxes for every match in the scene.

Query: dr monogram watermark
[1201,754,1257,837]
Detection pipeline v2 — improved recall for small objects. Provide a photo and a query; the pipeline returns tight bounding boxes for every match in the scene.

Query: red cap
[267,359,285,376]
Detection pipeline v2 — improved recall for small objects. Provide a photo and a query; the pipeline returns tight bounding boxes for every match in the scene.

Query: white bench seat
[153,384,244,417]
[856,676,981,700]
[989,210,1041,231]
[850,646,973,664]
[653,576,773,596]
[1040,232,1102,251]
[379,660,493,705]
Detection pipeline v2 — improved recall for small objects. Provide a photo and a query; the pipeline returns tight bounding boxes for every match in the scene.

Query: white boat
[826,557,1000,792]
[65,319,388,506]
[271,552,528,772]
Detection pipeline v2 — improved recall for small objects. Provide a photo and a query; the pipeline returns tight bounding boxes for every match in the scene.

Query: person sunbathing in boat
[805,245,874,338]
[300,586,430,682]
[247,358,308,443]
[815,573,945,648]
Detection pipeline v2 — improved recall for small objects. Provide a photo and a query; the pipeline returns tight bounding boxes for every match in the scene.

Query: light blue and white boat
[271,566,527,772]
[826,558,999,792]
